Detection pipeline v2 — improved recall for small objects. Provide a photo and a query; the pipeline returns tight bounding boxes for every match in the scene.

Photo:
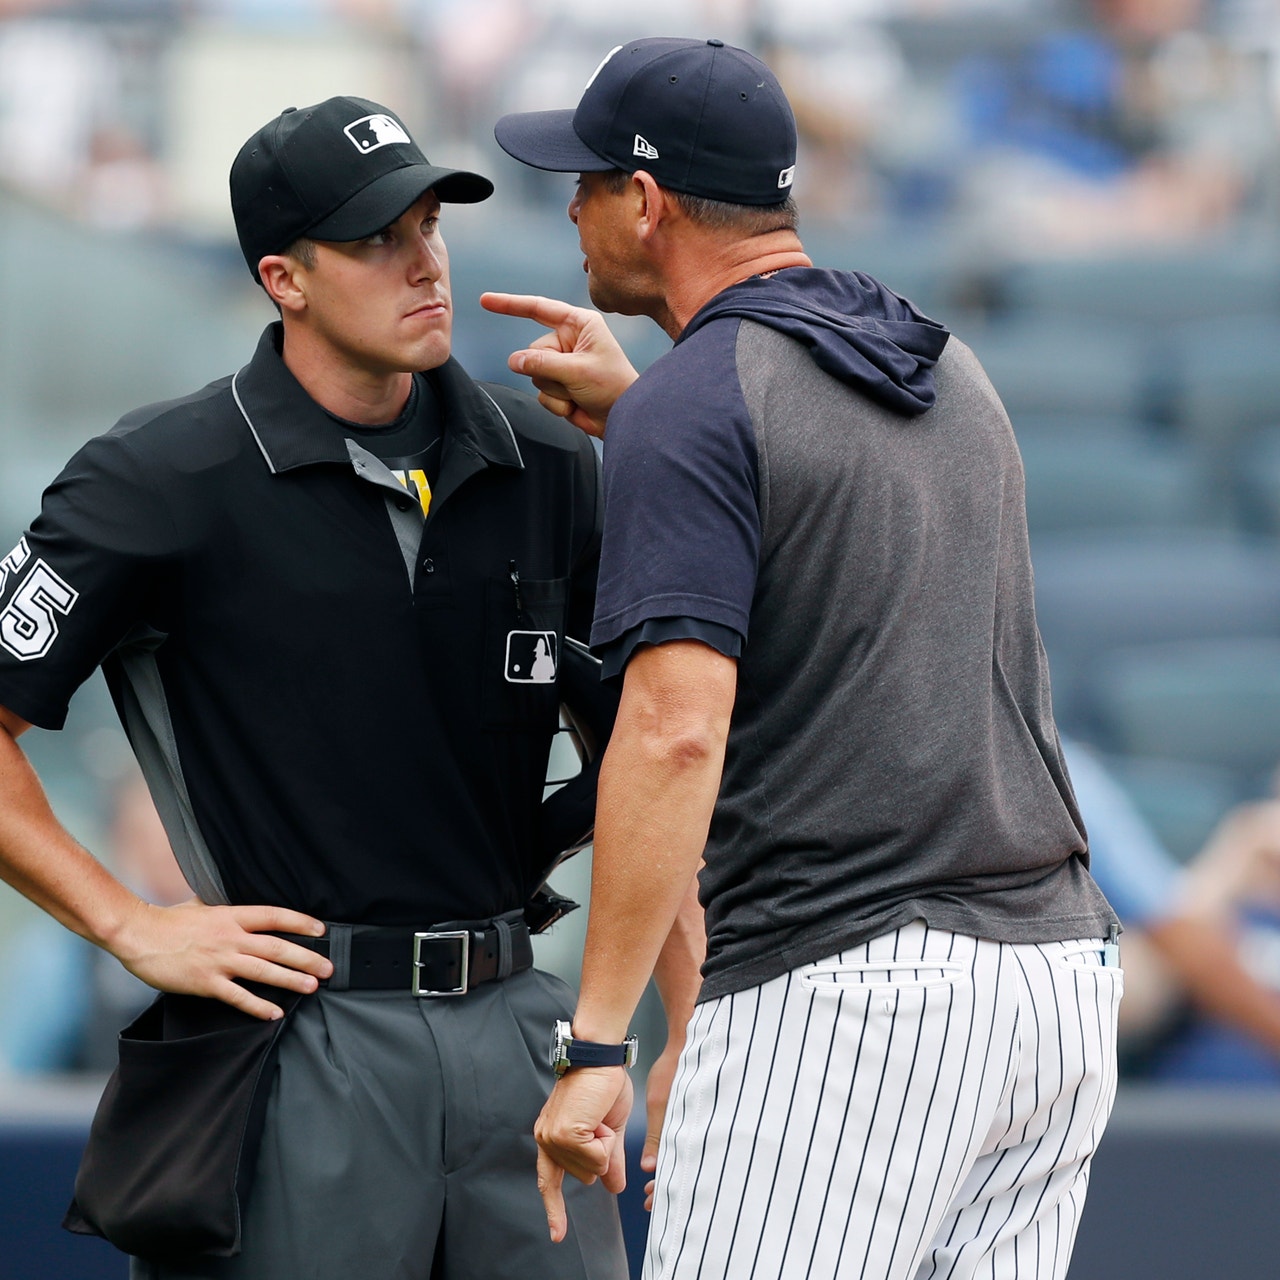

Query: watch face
[550,1019,571,1073]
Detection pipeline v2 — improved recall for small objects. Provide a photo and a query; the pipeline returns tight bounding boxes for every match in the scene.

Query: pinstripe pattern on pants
[643,921,1121,1280]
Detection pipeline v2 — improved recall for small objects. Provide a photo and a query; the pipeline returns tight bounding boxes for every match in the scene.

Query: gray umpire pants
[130,967,627,1280]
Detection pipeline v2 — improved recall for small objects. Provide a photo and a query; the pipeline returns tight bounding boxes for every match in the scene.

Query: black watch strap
[567,1039,632,1068]
[551,1019,638,1076]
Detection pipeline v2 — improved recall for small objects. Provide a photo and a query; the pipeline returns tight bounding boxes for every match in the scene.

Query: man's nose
[410,236,443,282]
[567,188,581,224]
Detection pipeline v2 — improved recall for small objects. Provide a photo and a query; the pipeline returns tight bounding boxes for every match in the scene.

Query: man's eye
[365,230,393,247]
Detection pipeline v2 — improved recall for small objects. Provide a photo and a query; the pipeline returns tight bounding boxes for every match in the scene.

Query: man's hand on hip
[535,1065,634,1242]
[479,292,638,438]
[113,898,333,1021]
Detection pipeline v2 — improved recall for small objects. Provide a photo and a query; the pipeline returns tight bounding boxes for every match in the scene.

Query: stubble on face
[571,173,650,318]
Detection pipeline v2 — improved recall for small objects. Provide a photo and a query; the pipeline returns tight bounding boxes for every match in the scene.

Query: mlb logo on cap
[344,114,412,154]
[229,95,493,283]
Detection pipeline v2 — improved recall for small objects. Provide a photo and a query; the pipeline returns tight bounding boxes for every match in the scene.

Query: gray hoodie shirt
[592,268,1115,1002]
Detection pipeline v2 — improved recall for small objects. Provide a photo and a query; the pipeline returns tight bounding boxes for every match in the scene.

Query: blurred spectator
[80,123,165,230]
[411,0,540,146]
[0,772,187,1075]
[2,0,1273,251]
[1066,738,1280,1084]
[758,4,908,225]
[0,12,170,229]
[0,16,117,203]
[952,0,1266,253]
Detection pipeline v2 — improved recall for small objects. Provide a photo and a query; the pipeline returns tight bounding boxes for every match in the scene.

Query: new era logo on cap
[344,114,412,154]
[633,134,660,161]
[778,165,795,189]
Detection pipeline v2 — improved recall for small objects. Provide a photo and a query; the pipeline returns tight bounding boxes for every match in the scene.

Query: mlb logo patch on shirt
[505,631,558,683]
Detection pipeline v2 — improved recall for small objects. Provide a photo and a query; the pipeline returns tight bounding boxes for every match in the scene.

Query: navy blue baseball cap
[231,96,493,282]
[494,38,797,206]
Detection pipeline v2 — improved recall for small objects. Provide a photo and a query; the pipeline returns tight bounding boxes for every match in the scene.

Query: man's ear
[258,255,307,313]
[631,170,671,243]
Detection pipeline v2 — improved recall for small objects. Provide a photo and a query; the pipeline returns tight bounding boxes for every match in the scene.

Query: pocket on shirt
[481,575,567,731]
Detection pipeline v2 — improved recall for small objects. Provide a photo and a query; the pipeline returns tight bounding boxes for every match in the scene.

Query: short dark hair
[284,236,317,269]
[598,168,798,235]
[265,237,317,314]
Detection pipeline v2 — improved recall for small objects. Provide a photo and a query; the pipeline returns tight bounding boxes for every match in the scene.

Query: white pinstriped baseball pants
[643,920,1122,1280]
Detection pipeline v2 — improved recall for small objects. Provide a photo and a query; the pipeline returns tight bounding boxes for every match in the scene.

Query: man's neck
[658,231,812,339]
[279,325,414,425]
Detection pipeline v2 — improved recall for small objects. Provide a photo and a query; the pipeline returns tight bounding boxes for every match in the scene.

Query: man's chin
[586,278,642,318]
[409,333,453,373]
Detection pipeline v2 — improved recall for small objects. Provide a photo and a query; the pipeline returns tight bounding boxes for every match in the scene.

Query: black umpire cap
[230,96,494,283]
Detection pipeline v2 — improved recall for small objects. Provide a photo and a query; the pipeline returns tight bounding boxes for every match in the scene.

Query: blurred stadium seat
[999,249,1280,325]
[1164,316,1280,448]
[1235,423,1280,537]
[1015,414,1210,535]
[961,317,1151,419]
[1093,638,1280,786]
[1029,530,1280,734]
[1093,750,1245,865]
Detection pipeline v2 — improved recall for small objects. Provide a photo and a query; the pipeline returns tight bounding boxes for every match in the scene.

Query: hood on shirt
[678,267,950,418]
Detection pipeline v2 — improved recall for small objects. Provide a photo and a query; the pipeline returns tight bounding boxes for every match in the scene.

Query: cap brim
[494,109,614,172]
[306,163,493,242]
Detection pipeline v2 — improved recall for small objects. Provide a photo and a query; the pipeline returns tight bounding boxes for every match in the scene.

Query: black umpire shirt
[0,324,601,926]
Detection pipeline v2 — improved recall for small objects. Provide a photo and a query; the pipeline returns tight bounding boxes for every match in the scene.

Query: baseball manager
[487,36,1123,1280]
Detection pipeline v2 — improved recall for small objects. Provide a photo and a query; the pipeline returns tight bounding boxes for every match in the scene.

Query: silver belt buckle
[412,930,470,997]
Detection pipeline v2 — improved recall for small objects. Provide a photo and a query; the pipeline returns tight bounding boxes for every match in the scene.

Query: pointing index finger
[480,292,581,329]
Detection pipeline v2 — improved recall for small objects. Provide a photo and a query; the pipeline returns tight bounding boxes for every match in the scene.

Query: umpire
[0,97,626,1279]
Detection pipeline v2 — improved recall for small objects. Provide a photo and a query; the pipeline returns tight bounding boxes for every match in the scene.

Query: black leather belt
[284,913,533,996]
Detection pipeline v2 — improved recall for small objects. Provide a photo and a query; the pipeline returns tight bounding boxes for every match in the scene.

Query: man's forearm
[571,642,735,1044]
[653,872,706,1048]
[1149,915,1280,1056]
[0,707,331,1018]
[0,714,143,949]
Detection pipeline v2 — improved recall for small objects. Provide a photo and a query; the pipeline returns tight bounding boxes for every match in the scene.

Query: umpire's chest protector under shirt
[0,324,602,926]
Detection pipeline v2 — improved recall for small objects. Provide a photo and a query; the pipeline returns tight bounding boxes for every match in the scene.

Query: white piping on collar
[477,385,524,469]
[234,371,522,475]
[231,369,278,475]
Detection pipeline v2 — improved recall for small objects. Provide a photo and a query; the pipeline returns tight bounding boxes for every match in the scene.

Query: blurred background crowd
[5,0,1280,1095]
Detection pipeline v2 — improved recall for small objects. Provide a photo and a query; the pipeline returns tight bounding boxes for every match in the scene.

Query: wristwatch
[550,1019,638,1077]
